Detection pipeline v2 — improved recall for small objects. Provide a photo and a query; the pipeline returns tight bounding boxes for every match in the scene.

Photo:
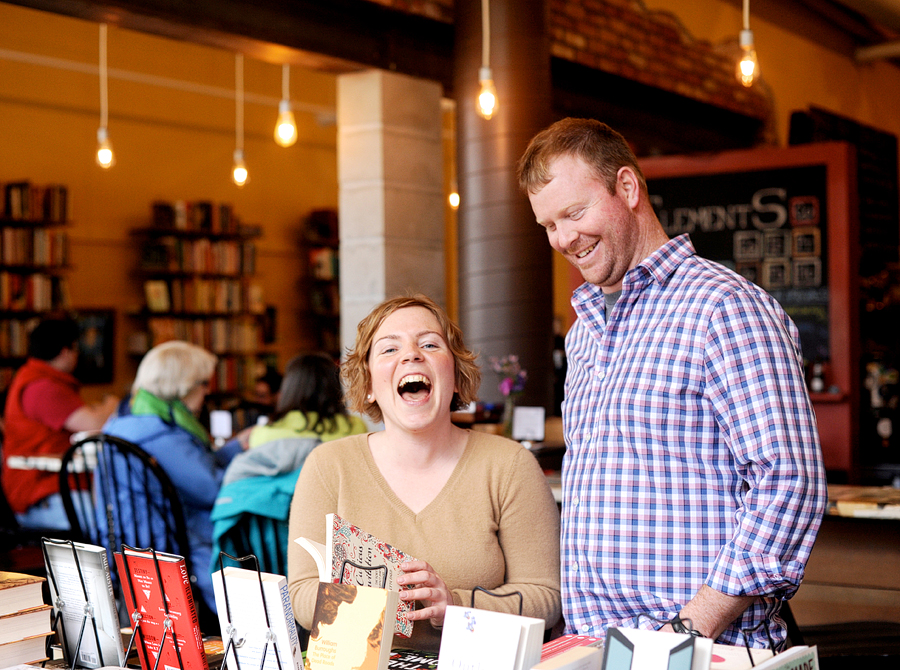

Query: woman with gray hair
[101,340,242,616]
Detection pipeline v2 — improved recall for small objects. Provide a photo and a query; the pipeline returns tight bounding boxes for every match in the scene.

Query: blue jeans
[16,491,90,531]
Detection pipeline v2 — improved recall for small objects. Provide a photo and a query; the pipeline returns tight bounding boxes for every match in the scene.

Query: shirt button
[572,496,579,507]
[581,624,591,633]
[571,562,578,573]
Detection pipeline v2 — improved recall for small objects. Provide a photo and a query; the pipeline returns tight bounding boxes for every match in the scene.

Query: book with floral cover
[295,513,416,638]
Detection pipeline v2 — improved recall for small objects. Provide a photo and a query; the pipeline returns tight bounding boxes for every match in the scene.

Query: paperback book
[212,566,303,670]
[305,582,398,670]
[43,539,126,668]
[437,605,545,670]
[296,513,417,637]
[114,547,209,670]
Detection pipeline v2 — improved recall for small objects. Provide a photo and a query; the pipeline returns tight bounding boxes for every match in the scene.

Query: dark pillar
[454,0,554,408]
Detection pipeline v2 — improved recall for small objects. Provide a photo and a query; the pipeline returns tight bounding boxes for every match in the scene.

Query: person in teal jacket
[248,352,367,448]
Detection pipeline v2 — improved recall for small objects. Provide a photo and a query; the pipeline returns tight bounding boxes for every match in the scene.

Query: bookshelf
[0,181,71,396]
[300,209,340,359]
[129,200,270,403]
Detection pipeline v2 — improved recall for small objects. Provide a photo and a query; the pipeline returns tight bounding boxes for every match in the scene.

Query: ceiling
[6,0,900,74]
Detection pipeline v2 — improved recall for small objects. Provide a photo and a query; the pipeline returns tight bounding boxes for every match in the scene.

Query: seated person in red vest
[2,316,120,530]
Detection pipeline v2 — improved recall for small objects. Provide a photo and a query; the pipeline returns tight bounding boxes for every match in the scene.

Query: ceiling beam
[4,0,456,91]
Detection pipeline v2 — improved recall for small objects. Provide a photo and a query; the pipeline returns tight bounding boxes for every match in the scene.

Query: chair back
[217,512,289,576]
[58,434,191,561]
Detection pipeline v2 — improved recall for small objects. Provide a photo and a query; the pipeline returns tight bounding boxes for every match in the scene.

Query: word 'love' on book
[212,566,303,670]
[306,582,398,670]
[296,512,417,637]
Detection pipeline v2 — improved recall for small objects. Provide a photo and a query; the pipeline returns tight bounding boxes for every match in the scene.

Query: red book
[115,548,209,670]
[540,634,604,662]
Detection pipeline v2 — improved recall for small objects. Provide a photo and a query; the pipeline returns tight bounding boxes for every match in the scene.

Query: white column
[337,70,444,352]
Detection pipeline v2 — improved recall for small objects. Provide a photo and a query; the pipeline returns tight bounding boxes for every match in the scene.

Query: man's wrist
[671,618,705,637]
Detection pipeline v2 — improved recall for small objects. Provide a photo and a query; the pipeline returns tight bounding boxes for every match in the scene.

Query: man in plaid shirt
[517,118,827,648]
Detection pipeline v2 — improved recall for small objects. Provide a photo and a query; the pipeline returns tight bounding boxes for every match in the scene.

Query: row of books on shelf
[0,315,39,357]
[144,278,265,314]
[140,235,257,275]
[151,200,243,234]
[143,317,262,356]
[2,181,68,222]
[0,272,69,312]
[308,247,338,280]
[2,226,69,267]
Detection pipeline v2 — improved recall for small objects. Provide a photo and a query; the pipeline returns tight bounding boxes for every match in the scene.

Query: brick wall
[369,0,771,121]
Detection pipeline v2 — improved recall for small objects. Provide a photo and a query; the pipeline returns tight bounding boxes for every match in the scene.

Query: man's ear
[617,166,641,208]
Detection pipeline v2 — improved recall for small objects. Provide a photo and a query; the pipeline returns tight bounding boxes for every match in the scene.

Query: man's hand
[660,585,757,640]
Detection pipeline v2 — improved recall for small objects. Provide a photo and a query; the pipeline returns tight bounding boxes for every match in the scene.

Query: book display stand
[215,551,284,670]
[471,585,523,615]
[118,545,186,670]
[340,560,388,589]
[41,538,110,669]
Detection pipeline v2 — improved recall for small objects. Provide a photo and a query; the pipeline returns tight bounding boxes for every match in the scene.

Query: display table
[791,485,900,626]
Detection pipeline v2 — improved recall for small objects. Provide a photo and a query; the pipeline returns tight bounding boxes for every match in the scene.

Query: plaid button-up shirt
[560,235,826,647]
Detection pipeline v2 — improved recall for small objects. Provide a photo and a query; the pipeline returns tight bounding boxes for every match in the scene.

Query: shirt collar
[570,234,696,308]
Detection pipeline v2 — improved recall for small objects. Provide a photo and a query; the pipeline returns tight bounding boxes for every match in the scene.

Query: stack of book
[0,571,53,665]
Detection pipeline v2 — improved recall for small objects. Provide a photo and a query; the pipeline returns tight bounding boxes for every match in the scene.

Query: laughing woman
[287,294,561,652]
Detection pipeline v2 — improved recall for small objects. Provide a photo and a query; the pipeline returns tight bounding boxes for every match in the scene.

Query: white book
[438,605,546,670]
[42,540,125,669]
[743,645,818,670]
[212,567,304,670]
[601,627,713,670]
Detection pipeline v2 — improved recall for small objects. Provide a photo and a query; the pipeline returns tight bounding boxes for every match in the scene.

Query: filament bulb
[96,126,114,169]
[477,67,497,120]
[274,99,298,147]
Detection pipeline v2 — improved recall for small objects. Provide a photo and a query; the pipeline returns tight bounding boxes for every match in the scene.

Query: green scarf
[130,388,209,445]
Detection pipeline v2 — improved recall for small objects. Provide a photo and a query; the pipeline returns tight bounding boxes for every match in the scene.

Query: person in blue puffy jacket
[100,340,243,617]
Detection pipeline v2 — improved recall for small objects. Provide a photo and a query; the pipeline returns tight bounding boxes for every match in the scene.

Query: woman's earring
[367,394,374,403]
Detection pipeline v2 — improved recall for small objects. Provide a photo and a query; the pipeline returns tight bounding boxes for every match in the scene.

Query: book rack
[119,544,186,670]
[41,537,108,670]
[470,586,524,616]
[339,560,388,589]
[215,551,284,670]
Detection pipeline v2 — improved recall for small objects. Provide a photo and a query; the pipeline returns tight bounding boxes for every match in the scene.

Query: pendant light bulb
[477,67,498,120]
[96,126,114,169]
[737,29,759,87]
[449,192,460,209]
[232,148,248,187]
[274,99,298,147]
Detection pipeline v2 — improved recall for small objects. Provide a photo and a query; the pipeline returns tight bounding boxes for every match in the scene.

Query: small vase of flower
[489,355,527,439]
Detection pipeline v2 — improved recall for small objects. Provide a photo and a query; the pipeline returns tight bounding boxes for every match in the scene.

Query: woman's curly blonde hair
[342,294,481,423]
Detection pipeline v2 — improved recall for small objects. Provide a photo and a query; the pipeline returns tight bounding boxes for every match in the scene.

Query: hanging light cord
[99,23,108,129]
[282,63,290,101]
[481,0,490,70]
[235,53,244,151]
[743,0,750,31]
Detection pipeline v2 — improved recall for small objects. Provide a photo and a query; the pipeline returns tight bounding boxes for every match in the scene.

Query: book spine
[279,580,301,651]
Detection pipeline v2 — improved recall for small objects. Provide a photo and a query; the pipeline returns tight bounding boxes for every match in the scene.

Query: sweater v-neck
[360,430,474,520]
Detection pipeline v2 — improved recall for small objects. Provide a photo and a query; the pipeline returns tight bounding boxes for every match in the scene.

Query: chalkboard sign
[647,164,829,361]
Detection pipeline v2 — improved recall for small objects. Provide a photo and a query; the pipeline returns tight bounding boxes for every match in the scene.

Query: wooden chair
[57,433,218,632]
